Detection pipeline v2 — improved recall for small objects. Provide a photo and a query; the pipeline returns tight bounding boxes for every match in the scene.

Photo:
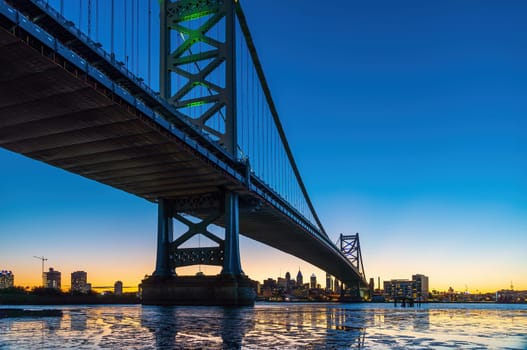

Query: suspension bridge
[0,0,368,304]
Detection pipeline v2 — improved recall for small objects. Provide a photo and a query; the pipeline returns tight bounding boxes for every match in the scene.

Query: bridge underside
[0,24,364,285]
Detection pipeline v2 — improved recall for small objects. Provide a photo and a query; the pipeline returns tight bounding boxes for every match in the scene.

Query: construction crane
[33,256,48,286]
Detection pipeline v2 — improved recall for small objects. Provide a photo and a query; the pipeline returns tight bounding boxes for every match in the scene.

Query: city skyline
[1,0,526,293]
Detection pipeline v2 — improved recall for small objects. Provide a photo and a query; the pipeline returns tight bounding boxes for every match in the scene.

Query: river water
[0,303,526,349]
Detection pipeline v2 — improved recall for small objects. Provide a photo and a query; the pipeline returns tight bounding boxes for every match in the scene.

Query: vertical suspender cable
[111,0,114,56]
[148,0,152,87]
[79,0,82,32]
[133,0,137,75]
[131,0,135,73]
[240,41,244,154]
[245,43,249,158]
[95,0,98,41]
[238,33,242,153]
[136,0,139,75]
[88,0,91,38]
[257,85,260,176]
[284,145,286,199]
[124,0,128,68]
[251,66,255,165]
[268,107,271,187]
[260,87,263,179]
[261,93,265,180]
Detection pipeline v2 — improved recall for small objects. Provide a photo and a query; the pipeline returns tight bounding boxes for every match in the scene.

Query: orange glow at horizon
[8,236,526,294]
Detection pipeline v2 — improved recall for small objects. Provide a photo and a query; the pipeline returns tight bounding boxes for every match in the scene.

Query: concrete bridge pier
[141,194,256,306]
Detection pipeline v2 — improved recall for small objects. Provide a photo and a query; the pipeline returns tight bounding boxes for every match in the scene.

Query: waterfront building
[71,271,91,294]
[383,274,430,300]
[496,289,527,303]
[383,279,414,299]
[114,280,123,295]
[296,269,303,287]
[0,270,14,289]
[43,267,61,289]
[412,274,429,299]
[310,273,317,289]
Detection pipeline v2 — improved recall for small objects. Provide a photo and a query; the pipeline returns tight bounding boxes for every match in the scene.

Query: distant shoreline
[0,294,140,305]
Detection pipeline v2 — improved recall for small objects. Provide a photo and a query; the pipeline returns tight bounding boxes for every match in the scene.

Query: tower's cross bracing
[161,0,236,153]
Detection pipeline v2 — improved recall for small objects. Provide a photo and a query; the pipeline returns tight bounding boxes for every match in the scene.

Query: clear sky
[1,0,526,293]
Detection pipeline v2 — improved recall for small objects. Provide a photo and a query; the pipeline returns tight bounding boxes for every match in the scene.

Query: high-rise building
[326,273,333,292]
[412,274,429,299]
[71,271,90,294]
[0,270,14,289]
[369,278,375,295]
[310,273,317,289]
[296,269,303,287]
[277,277,287,289]
[114,281,123,295]
[43,267,61,289]
[285,272,291,292]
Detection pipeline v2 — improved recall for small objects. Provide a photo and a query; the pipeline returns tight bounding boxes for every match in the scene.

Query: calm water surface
[0,303,526,349]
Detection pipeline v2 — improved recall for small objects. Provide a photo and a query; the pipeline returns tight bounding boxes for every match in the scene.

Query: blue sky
[251,0,526,290]
[1,0,526,291]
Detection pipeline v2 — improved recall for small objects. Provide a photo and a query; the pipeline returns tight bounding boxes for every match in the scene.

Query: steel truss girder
[167,0,224,23]
[170,192,223,212]
[171,246,224,267]
[161,0,236,154]
[167,191,242,272]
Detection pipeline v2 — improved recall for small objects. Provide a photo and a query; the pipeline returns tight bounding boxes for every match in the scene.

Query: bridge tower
[337,233,367,300]
[141,0,254,305]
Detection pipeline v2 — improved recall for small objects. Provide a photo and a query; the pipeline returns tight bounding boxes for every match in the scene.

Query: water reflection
[221,307,254,348]
[140,305,367,348]
[141,306,255,349]
[246,305,366,348]
[413,309,430,331]
[42,315,61,334]
[69,310,87,331]
[0,304,525,348]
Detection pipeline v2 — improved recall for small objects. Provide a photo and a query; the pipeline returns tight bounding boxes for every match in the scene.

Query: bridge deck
[0,6,365,285]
